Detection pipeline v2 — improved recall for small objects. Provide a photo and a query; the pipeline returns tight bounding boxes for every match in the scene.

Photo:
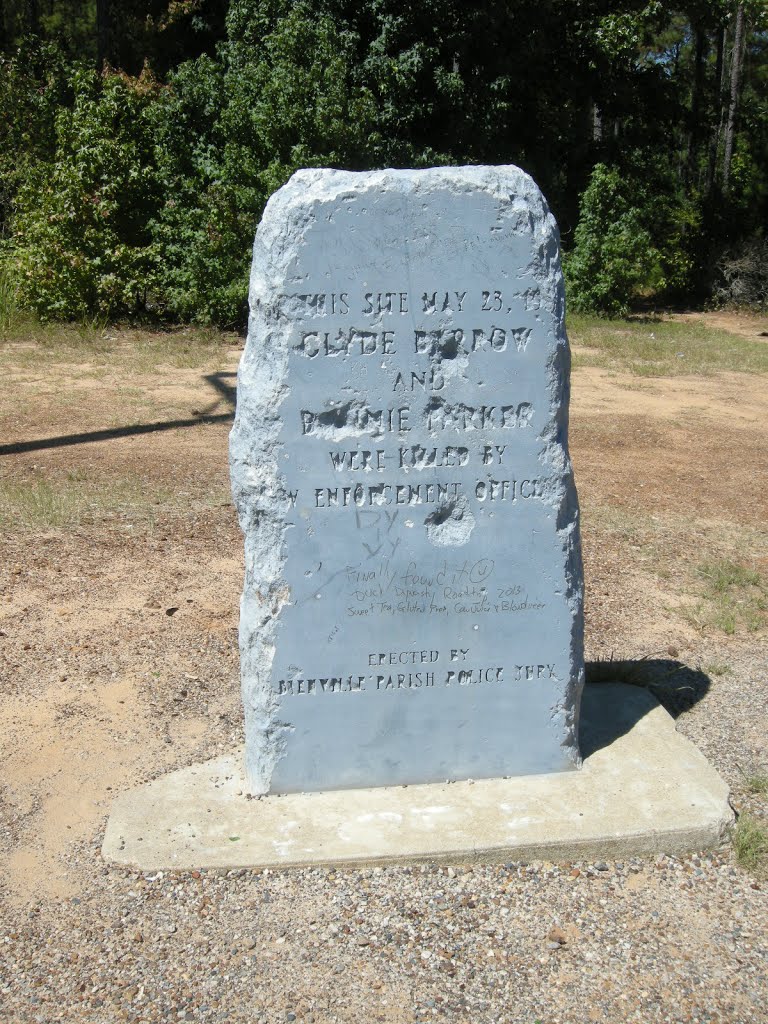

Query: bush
[150,4,379,325]
[0,263,20,332]
[565,163,662,316]
[0,42,71,240]
[148,52,250,325]
[714,238,768,309]
[4,6,382,326]
[11,66,162,321]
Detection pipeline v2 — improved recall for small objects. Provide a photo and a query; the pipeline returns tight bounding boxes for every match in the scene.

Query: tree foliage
[11,68,161,319]
[565,164,662,315]
[149,2,381,323]
[1,0,766,322]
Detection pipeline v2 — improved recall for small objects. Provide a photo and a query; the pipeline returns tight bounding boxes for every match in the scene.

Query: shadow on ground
[0,371,236,456]
[580,659,711,759]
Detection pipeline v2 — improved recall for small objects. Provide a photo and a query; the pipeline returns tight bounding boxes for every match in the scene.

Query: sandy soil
[0,312,767,1023]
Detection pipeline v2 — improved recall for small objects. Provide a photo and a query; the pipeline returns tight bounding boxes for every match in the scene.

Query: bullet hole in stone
[426,502,455,527]
[439,333,461,359]
[424,495,475,547]
[317,403,353,429]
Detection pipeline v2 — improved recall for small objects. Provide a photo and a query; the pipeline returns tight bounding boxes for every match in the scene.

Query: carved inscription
[274,284,561,697]
[273,644,559,696]
[287,288,543,515]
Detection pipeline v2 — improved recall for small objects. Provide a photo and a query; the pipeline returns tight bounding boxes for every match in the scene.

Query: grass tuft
[733,814,768,875]
[702,661,731,677]
[585,654,708,716]
[697,561,761,592]
[569,313,768,376]
[586,654,663,687]
[745,774,768,796]
[0,480,80,530]
[685,559,767,635]
[0,476,172,531]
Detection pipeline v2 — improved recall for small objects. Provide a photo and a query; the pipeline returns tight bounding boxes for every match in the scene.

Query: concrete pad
[102,684,734,871]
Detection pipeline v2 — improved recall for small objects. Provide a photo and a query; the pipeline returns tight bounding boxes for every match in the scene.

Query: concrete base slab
[102,684,734,871]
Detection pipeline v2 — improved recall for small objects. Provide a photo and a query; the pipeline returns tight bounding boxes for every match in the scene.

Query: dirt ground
[0,311,767,1023]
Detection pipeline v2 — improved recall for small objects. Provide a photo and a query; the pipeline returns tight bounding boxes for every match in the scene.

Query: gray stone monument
[230,165,584,794]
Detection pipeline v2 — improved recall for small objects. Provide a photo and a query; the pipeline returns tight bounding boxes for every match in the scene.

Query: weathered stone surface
[230,166,584,794]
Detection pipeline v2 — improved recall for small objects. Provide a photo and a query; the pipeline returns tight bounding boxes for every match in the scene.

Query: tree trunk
[97,0,111,68]
[25,0,40,35]
[686,22,707,187]
[0,4,9,52]
[592,102,603,143]
[706,23,726,195]
[723,3,746,189]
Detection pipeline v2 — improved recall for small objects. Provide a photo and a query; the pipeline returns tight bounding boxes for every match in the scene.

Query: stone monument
[102,171,732,867]
[230,165,584,794]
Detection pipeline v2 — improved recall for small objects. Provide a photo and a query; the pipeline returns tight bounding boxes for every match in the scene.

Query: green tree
[3,0,768,322]
[150,2,379,323]
[0,40,70,240]
[11,66,162,319]
[0,1,228,71]
[565,163,662,314]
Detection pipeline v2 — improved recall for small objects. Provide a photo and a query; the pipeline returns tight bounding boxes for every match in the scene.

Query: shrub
[0,42,71,239]
[150,4,379,325]
[714,238,768,309]
[565,163,662,316]
[0,263,20,332]
[11,66,162,320]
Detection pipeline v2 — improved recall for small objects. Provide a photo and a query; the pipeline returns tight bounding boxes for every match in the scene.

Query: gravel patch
[1,848,766,1024]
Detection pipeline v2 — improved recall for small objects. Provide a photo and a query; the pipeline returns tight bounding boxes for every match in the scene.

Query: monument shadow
[580,658,711,759]
[0,371,236,457]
